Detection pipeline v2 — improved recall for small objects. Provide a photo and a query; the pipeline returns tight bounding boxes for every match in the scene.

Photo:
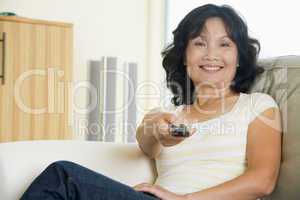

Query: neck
[194,86,236,107]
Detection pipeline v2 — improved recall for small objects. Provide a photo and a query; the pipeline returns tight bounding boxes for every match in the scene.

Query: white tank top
[154,92,279,196]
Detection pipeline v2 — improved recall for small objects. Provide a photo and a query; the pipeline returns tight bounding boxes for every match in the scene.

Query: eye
[195,42,206,47]
[220,42,230,47]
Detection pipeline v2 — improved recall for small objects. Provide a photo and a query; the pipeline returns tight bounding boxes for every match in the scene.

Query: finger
[145,185,172,200]
[156,121,171,136]
[166,133,187,140]
[133,184,143,190]
[161,113,177,124]
[134,184,153,192]
[133,183,152,190]
[189,127,197,135]
[135,185,160,197]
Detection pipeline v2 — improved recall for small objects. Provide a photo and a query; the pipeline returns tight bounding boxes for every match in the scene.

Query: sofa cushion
[250,55,300,199]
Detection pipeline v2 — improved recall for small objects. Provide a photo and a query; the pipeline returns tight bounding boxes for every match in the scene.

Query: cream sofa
[1,55,300,200]
[0,140,157,200]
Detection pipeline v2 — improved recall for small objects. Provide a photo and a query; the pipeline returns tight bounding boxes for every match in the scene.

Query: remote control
[169,124,190,137]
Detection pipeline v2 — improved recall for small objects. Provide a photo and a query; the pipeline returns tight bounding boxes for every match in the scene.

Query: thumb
[162,113,177,124]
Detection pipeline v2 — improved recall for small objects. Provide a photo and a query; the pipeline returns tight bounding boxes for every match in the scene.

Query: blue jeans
[20,160,161,200]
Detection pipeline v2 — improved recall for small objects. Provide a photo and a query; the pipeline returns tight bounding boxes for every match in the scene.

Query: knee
[47,160,78,170]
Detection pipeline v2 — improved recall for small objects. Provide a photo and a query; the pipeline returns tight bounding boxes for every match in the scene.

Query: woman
[21,4,282,200]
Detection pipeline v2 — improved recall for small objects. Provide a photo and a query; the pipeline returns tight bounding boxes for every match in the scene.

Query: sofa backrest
[251,55,300,199]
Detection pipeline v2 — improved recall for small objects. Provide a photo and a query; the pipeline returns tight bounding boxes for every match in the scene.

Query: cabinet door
[44,25,73,139]
[0,21,72,142]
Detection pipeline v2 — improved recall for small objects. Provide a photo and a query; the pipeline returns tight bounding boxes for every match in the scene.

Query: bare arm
[136,114,163,159]
[185,107,282,200]
[136,109,169,159]
[136,109,186,159]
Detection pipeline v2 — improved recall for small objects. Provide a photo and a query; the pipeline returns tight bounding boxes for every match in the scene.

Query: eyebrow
[198,35,230,40]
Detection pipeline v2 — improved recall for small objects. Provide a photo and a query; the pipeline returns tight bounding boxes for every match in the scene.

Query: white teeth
[200,66,222,71]
[203,67,220,70]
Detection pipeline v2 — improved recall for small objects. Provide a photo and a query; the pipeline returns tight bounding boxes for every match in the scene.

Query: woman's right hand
[143,111,195,147]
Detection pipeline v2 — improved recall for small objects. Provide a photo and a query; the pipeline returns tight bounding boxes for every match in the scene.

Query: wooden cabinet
[0,17,73,142]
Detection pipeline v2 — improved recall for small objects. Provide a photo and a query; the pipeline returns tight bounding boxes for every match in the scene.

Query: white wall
[166,0,300,58]
[0,0,166,140]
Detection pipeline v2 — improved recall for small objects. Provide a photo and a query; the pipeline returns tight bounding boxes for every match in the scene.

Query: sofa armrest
[0,140,157,200]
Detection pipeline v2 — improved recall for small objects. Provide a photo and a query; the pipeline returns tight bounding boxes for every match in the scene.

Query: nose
[203,45,219,61]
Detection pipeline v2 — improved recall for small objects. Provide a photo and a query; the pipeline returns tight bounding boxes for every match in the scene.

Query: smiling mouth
[199,65,224,72]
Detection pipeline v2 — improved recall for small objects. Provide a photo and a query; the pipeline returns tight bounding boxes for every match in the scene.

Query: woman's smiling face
[185,17,239,89]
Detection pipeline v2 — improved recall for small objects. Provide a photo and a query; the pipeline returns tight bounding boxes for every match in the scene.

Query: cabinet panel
[31,24,47,139]
[0,21,17,141]
[0,18,73,142]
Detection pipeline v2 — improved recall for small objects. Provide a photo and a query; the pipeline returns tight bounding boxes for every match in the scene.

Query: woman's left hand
[133,183,187,200]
